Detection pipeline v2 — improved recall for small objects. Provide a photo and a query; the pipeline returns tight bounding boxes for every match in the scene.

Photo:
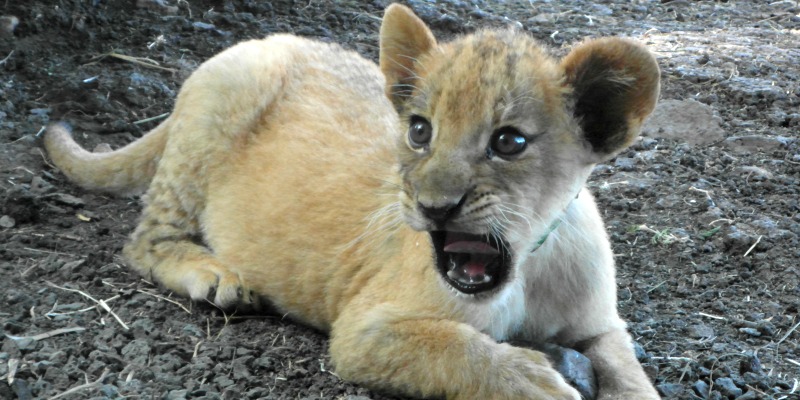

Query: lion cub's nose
[417,195,466,225]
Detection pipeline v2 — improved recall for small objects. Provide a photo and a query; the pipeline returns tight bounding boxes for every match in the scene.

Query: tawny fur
[44,4,661,400]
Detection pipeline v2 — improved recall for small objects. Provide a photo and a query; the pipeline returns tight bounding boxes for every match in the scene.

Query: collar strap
[530,218,562,253]
[529,190,580,253]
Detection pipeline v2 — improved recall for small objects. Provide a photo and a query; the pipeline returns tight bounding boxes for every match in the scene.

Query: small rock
[1,187,40,224]
[723,135,794,153]
[633,341,648,360]
[213,374,234,388]
[735,390,758,400]
[642,99,725,146]
[30,176,55,194]
[657,382,684,398]
[165,389,187,400]
[93,143,113,153]
[687,324,715,339]
[182,324,204,338]
[254,356,275,370]
[121,339,151,365]
[541,344,597,400]
[0,15,19,36]
[136,0,178,14]
[734,166,773,180]
[693,379,709,396]
[715,377,743,398]
[0,215,14,228]
[64,260,87,272]
[192,21,216,30]
[614,157,637,171]
[46,193,85,207]
[739,327,761,337]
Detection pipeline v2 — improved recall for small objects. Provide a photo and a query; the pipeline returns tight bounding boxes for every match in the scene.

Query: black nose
[417,195,467,225]
[418,204,455,224]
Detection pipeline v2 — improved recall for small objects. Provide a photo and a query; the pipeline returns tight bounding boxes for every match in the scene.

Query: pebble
[657,382,684,398]
[0,215,14,228]
[687,323,715,339]
[739,327,761,337]
[735,390,758,399]
[715,377,743,398]
[0,15,19,36]
[642,99,725,146]
[541,344,597,400]
[45,193,85,207]
[693,379,709,396]
[182,323,204,338]
[723,135,794,153]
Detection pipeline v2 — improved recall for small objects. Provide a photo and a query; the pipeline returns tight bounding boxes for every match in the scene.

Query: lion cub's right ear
[379,4,437,109]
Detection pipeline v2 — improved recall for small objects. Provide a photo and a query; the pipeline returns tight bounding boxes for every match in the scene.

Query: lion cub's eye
[490,127,527,158]
[408,116,433,149]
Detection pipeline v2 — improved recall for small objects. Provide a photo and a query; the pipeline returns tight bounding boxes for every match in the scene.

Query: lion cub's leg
[330,306,581,400]
[123,169,243,308]
[581,328,660,400]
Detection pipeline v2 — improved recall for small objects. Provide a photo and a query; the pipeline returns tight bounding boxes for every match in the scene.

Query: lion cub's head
[379,4,660,298]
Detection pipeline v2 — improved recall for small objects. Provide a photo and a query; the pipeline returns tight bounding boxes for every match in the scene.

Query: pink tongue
[443,241,499,254]
[464,259,488,276]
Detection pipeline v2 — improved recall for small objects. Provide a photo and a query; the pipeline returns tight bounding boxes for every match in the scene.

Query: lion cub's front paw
[490,345,582,400]
[170,258,243,308]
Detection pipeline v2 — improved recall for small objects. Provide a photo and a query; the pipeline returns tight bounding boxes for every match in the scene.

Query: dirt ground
[1,0,799,399]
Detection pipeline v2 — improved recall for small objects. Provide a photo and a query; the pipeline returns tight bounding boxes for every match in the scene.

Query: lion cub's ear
[561,38,660,162]
[380,4,437,108]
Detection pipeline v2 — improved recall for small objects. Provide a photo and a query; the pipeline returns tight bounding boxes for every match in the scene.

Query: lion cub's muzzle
[429,231,511,296]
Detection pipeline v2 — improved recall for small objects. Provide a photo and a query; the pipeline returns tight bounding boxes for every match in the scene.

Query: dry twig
[45,281,129,330]
[5,326,86,342]
[48,368,110,400]
[136,289,192,314]
[87,50,177,72]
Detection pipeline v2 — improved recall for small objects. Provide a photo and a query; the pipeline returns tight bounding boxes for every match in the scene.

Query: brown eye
[490,127,527,158]
[408,116,432,149]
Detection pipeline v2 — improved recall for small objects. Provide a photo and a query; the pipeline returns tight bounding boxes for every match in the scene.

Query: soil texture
[1,0,799,399]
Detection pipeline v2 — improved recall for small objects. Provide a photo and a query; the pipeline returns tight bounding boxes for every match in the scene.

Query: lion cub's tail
[43,121,168,196]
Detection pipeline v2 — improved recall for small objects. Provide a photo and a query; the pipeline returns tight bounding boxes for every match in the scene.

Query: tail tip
[40,121,73,146]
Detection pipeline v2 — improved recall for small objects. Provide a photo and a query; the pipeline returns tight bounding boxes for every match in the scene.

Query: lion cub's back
[199,35,400,325]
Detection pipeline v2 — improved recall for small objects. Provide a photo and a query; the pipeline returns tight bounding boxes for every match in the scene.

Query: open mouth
[429,231,511,295]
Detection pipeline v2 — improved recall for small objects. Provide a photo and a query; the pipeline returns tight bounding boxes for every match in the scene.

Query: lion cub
[44,4,661,400]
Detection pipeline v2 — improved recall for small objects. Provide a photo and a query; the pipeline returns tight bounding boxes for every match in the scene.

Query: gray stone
[687,324,715,339]
[542,344,597,400]
[121,339,151,365]
[182,323,204,338]
[642,99,725,145]
[735,390,759,399]
[723,135,794,153]
[0,215,14,228]
[739,327,761,337]
[165,389,188,400]
[693,380,709,396]
[45,193,85,207]
[715,377,743,397]
[657,383,684,398]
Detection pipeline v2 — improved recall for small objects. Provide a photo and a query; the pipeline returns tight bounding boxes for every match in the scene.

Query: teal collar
[530,218,562,253]
[529,191,580,253]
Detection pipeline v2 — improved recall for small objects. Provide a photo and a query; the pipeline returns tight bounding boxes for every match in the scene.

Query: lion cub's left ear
[561,38,660,163]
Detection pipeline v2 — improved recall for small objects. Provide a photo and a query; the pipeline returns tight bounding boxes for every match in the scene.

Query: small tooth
[447,270,458,280]
[482,275,491,283]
